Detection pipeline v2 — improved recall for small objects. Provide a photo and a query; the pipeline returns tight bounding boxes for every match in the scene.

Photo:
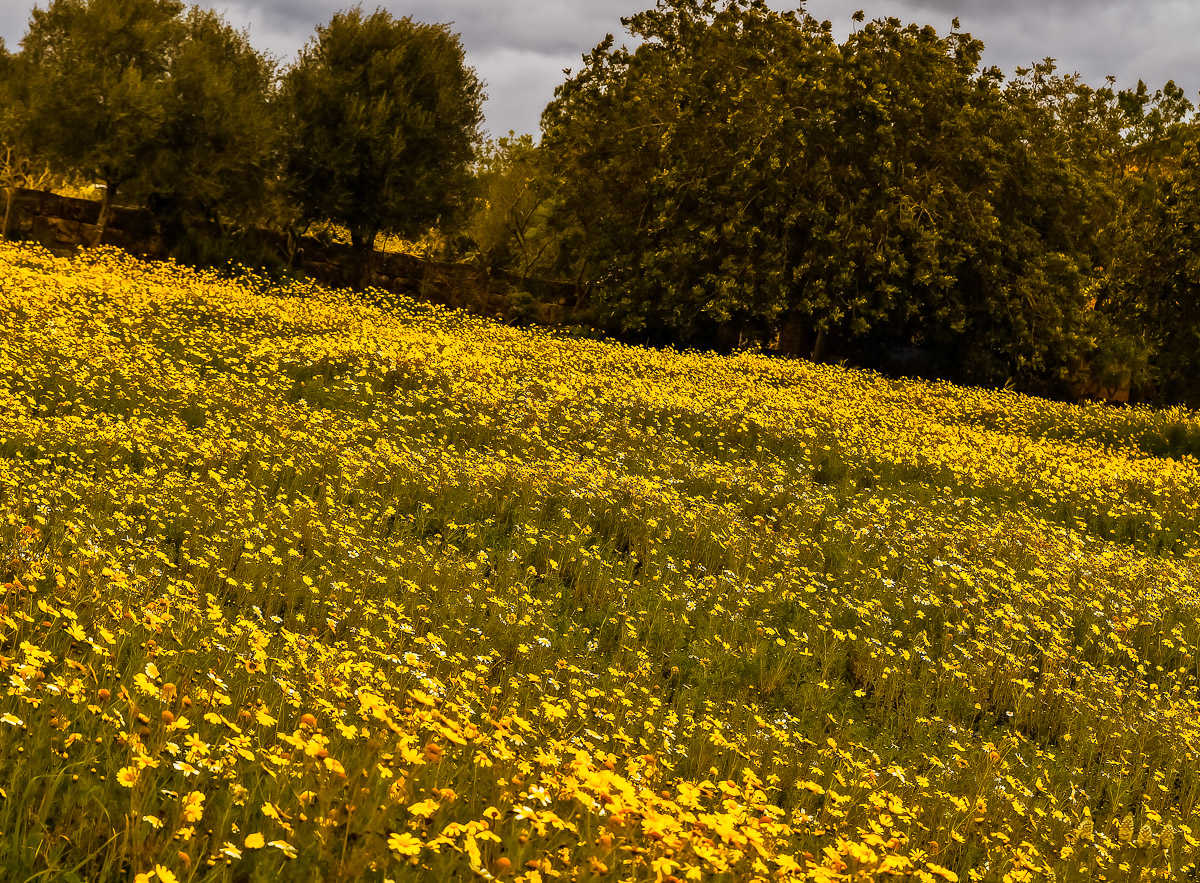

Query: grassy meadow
[2,241,1200,882]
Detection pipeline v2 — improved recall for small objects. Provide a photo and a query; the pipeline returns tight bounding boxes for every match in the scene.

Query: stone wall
[4,188,581,326]
[6,188,167,257]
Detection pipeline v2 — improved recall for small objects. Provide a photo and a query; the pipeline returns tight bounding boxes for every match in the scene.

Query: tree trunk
[94,182,116,247]
[349,226,378,290]
[1,189,13,241]
[812,328,828,362]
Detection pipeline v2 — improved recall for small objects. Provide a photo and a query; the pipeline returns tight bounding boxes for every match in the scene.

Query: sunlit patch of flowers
[0,240,1198,880]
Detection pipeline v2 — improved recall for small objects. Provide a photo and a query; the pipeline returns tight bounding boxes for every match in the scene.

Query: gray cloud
[4,1,1200,137]
[805,0,1200,94]
[212,1,653,135]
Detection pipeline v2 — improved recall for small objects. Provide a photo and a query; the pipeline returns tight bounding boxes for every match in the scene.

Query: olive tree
[144,7,276,240]
[281,6,484,272]
[19,0,185,243]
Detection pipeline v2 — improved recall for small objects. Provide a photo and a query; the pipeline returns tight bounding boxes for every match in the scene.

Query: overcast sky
[3,0,1199,138]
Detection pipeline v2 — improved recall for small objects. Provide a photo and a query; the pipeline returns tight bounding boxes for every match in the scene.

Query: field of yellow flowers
[1,242,1200,882]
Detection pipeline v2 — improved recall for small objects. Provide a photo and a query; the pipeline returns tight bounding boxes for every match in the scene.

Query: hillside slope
[1,242,1199,881]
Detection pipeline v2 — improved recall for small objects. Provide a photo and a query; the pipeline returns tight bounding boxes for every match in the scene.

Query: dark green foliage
[13,0,274,250]
[1148,141,1200,405]
[1105,134,1200,405]
[1092,81,1200,405]
[143,8,276,240]
[0,40,20,150]
[18,0,186,239]
[466,134,563,281]
[923,61,1118,385]
[541,1,1123,385]
[0,37,11,94]
[280,6,485,254]
[0,37,56,240]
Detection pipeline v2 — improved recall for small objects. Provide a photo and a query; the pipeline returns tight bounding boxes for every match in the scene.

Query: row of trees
[2,0,1199,404]
[518,1,1200,402]
[0,0,482,259]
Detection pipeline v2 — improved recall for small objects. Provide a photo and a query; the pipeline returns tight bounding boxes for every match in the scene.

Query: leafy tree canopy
[541,0,1140,386]
[144,7,277,237]
[19,0,186,237]
[281,6,485,253]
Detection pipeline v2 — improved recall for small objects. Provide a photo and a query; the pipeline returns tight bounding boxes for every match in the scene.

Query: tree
[543,2,1018,352]
[1145,137,1200,404]
[0,38,20,237]
[542,0,1119,385]
[897,58,1119,385]
[281,6,484,273]
[0,37,54,240]
[0,37,10,102]
[466,134,569,282]
[142,7,276,242]
[542,1,840,344]
[1086,80,1198,404]
[19,0,185,243]
[1098,122,1200,405]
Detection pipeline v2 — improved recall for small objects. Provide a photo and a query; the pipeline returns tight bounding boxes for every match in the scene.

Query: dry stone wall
[4,188,578,326]
[8,188,165,257]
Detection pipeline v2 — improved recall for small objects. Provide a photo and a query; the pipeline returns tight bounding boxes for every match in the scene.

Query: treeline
[0,0,482,268]
[531,3,1200,404]
[2,0,1200,405]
